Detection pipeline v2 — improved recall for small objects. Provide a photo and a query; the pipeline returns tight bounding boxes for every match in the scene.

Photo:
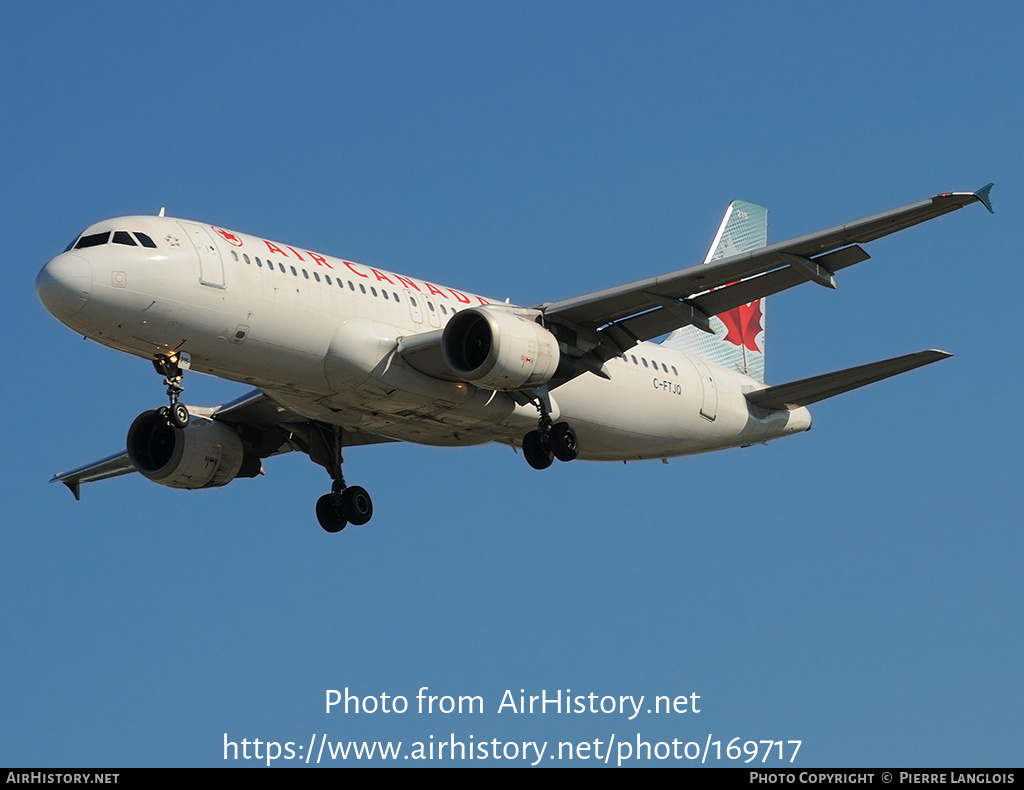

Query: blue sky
[2,1,1020,767]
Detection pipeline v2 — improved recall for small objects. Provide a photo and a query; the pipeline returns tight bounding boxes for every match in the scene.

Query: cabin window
[290,266,298,276]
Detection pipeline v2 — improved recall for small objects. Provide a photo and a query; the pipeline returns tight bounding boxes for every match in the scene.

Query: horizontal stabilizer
[745,350,952,411]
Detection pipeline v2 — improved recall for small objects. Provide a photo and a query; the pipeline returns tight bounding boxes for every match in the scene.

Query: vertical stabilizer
[661,200,768,382]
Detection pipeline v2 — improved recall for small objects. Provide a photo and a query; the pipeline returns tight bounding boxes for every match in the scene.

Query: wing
[538,185,993,373]
[50,390,396,499]
[50,452,137,500]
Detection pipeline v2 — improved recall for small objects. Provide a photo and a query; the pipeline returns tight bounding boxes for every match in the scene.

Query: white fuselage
[37,216,811,460]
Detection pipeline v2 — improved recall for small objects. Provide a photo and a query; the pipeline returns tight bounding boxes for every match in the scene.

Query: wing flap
[210,389,399,450]
[745,350,952,410]
[211,389,310,425]
[690,244,871,315]
[602,245,871,346]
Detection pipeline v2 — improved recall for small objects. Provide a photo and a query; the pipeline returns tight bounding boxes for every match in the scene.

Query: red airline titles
[251,234,490,307]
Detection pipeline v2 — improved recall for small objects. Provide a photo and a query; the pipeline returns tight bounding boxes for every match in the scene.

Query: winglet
[63,479,82,501]
[974,183,994,214]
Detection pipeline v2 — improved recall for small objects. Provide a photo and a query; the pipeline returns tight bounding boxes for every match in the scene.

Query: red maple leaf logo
[212,227,243,247]
[718,301,763,353]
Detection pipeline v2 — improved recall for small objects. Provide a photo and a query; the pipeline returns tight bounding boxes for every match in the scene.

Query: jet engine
[441,307,561,390]
[127,410,261,489]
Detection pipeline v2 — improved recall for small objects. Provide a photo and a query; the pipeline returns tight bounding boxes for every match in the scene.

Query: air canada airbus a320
[37,185,993,532]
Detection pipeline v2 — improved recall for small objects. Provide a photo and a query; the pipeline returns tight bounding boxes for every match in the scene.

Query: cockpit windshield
[69,230,158,251]
[74,232,110,249]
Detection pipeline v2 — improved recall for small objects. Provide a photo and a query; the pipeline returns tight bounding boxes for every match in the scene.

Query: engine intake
[442,307,561,390]
[127,410,261,489]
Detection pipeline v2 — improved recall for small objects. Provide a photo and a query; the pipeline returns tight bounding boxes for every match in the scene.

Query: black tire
[169,402,190,429]
[523,430,554,470]
[550,422,578,462]
[316,494,348,533]
[341,486,373,526]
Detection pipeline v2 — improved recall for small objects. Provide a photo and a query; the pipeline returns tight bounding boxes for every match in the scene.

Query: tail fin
[661,200,768,382]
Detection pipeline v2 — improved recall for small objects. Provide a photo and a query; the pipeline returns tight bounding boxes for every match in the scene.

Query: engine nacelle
[127,410,261,490]
[441,307,560,390]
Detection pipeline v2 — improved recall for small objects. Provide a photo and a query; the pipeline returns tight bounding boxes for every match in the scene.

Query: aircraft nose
[37,253,92,319]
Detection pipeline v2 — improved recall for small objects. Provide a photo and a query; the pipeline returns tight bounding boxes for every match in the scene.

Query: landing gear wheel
[341,486,373,526]
[550,422,578,462]
[523,430,554,470]
[169,402,190,429]
[316,494,348,533]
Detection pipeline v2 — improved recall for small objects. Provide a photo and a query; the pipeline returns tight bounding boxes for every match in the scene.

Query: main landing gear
[316,487,373,534]
[311,425,374,533]
[152,352,190,429]
[522,391,578,470]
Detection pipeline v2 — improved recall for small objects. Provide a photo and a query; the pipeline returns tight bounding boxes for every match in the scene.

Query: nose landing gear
[152,352,190,429]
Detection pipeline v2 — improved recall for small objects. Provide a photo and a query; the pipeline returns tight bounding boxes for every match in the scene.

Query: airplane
[36,185,994,533]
